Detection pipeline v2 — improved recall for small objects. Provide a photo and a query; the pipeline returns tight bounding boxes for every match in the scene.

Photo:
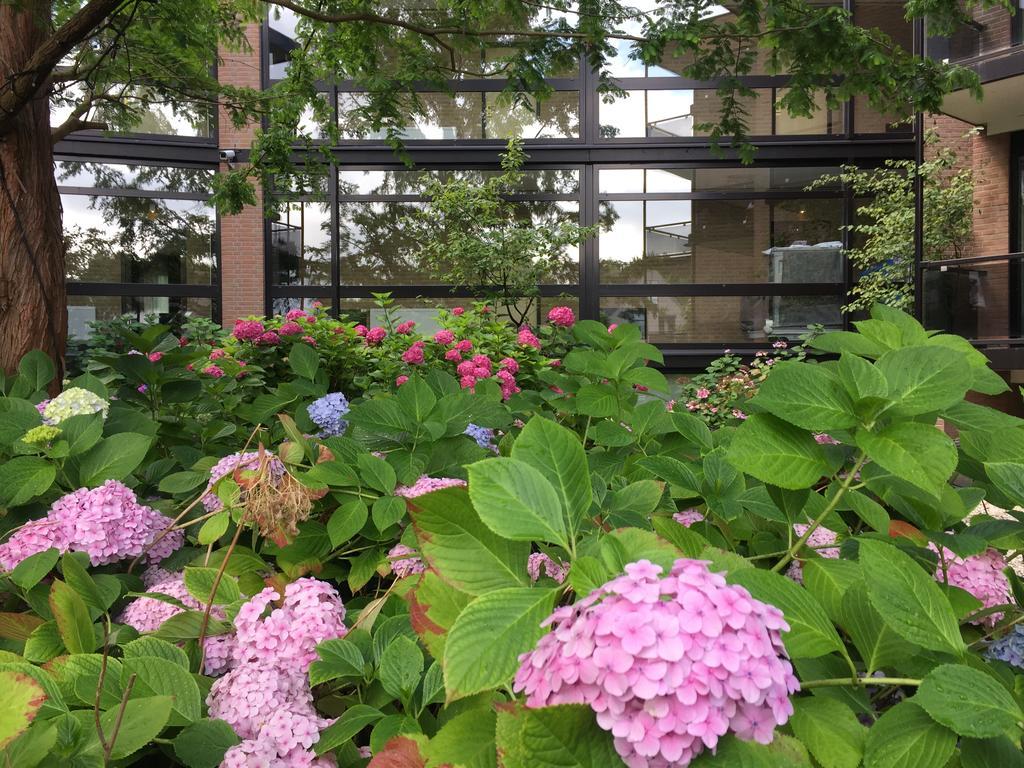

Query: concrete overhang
[941,47,1024,134]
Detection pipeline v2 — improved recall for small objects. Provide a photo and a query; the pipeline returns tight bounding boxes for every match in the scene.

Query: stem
[771,452,869,574]
[103,673,138,762]
[94,617,111,754]
[801,676,921,689]
[197,508,249,672]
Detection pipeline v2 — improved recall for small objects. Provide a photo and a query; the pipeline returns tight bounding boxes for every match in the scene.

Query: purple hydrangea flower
[307,392,350,438]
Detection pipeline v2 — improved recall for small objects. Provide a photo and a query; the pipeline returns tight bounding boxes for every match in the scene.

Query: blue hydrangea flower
[987,625,1024,669]
[465,423,497,451]
[307,392,350,437]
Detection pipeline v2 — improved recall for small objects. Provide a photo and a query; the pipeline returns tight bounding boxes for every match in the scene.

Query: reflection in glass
[56,162,214,193]
[50,83,213,138]
[67,296,214,339]
[270,201,332,286]
[268,6,300,80]
[600,295,842,343]
[339,91,579,140]
[338,200,580,285]
[337,295,578,330]
[63,195,216,285]
[339,168,580,196]
[599,198,844,284]
[598,167,842,194]
[271,297,329,316]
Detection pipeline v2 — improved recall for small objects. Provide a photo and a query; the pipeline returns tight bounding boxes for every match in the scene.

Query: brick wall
[217,23,265,324]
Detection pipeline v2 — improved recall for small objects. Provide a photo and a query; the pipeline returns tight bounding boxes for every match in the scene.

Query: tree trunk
[0,1,67,379]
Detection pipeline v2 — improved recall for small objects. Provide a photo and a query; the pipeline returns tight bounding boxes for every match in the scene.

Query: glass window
[599,199,844,284]
[598,167,842,194]
[600,89,842,138]
[339,168,580,197]
[56,162,214,194]
[339,91,579,140]
[268,6,300,80]
[270,201,332,286]
[62,195,216,285]
[338,200,580,285]
[337,295,578,331]
[599,294,842,343]
[271,297,330,316]
[50,83,213,138]
[67,295,215,340]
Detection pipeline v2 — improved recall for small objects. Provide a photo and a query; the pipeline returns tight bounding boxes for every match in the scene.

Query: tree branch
[0,0,130,138]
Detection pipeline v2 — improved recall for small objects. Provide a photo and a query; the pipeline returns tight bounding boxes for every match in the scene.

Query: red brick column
[218,23,265,325]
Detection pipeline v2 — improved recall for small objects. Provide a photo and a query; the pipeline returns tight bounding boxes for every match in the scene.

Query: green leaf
[512,417,592,536]
[122,656,202,723]
[10,548,60,591]
[802,559,862,623]
[60,554,110,613]
[0,457,56,507]
[409,487,529,594]
[327,500,368,547]
[839,584,918,674]
[670,412,714,453]
[637,456,701,497]
[120,637,189,668]
[844,489,890,532]
[183,568,240,606]
[23,621,65,663]
[58,414,103,457]
[607,480,664,519]
[100,695,173,759]
[173,719,240,768]
[600,528,680,573]
[315,704,384,755]
[876,346,973,417]
[622,366,669,393]
[357,453,397,494]
[837,353,889,402]
[197,512,229,546]
[443,587,559,700]
[0,670,45,748]
[288,341,320,380]
[397,376,437,423]
[424,706,497,768]
[2,720,57,768]
[495,703,623,768]
[152,610,229,641]
[48,580,95,654]
[789,697,867,768]
[576,384,618,418]
[855,423,957,500]
[0,399,42,447]
[467,457,569,548]
[915,664,1024,738]
[727,414,830,490]
[753,361,857,432]
[76,432,151,486]
[858,539,964,656]
[728,568,845,659]
[960,736,1024,768]
[308,638,366,687]
[863,702,956,768]
[18,351,55,394]
[158,471,208,495]
[379,635,424,701]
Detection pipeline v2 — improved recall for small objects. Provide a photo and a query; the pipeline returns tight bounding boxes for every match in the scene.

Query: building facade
[55,2,971,370]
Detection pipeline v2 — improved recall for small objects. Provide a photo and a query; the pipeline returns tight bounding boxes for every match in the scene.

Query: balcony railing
[926,4,1023,64]
[921,253,1024,347]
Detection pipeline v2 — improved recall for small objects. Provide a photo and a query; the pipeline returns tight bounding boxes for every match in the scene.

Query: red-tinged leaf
[0,670,46,747]
[368,736,427,768]
[889,521,928,545]
[0,612,45,641]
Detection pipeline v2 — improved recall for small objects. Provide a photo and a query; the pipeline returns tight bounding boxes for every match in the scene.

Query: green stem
[771,452,869,574]
[104,673,138,762]
[801,676,921,689]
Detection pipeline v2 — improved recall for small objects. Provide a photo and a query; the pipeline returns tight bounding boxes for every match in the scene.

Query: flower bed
[2,303,1024,767]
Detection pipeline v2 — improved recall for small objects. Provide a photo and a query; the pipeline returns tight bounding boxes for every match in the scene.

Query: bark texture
[0,0,67,378]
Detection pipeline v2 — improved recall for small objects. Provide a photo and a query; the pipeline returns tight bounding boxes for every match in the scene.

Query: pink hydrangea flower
[515,559,799,767]
[518,327,541,349]
[203,365,225,378]
[673,509,705,528]
[396,375,409,387]
[257,331,280,346]
[395,321,416,335]
[301,336,316,346]
[445,349,462,362]
[365,327,386,345]
[454,339,473,353]
[279,322,302,336]
[286,309,310,322]
[497,369,520,400]
[395,476,467,498]
[434,330,455,345]
[608,323,618,332]
[452,307,465,316]
[459,375,476,390]
[353,325,368,337]
[930,544,1011,626]
[233,320,265,342]
[814,434,840,445]
[0,481,182,571]
[527,553,569,584]
[388,544,426,578]
[696,388,710,400]
[500,357,519,374]
[470,355,493,376]
[402,342,426,365]
[547,306,575,327]
[210,348,226,361]
[147,351,163,363]
[785,524,841,584]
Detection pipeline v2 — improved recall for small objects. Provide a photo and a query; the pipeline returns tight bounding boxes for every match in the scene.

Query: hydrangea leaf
[422,705,496,768]
[726,414,830,490]
[121,656,202,724]
[74,432,152,486]
[315,705,385,755]
[789,697,867,768]
[467,457,568,549]
[48,579,96,655]
[914,664,1024,738]
[495,703,622,768]
[863,702,956,768]
[0,670,46,748]
[99,695,173,759]
[0,457,56,507]
[172,719,240,768]
[875,345,973,417]
[752,361,858,432]
[855,422,957,500]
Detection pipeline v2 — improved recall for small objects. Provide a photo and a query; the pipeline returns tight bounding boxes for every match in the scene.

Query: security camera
[220,149,236,162]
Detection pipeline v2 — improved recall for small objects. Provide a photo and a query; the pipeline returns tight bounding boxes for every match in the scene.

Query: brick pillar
[218,23,265,325]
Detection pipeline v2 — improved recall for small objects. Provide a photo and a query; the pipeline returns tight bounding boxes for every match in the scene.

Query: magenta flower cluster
[547,306,576,327]
[0,481,182,571]
[673,509,705,528]
[930,544,1011,626]
[514,559,799,767]
[518,327,541,349]
[785,524,841,584]
[388,544,426,578]
[201,451,287,512]
[527,552,569,584]
[233,320,265,342]
[394,476,467,498]
[208,578,349,767]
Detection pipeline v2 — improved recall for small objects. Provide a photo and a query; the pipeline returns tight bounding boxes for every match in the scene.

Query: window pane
[68,295,214,339]
[270,201,332,286]
[601,89,842,138]
[268,6,300,80]
[56,162,214,193]
[63,195,216,284]
[339,168,580,196]
[339,91,579,139]
[51,84,213,138]
[599,295,842,343]
[338,200,580,285]
[338,295,578,332]
[599,199,844,284]
[598,167,842,194]
[271,297,330,316]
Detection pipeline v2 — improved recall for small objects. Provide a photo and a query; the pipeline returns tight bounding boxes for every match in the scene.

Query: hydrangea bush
[2,304,1024,767]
